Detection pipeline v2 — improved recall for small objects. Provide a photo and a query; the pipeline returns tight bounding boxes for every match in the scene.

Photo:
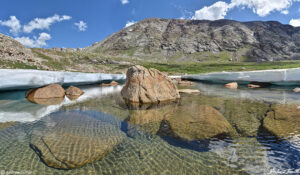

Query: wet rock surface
[121,65,180,104]
[30,111,125,169]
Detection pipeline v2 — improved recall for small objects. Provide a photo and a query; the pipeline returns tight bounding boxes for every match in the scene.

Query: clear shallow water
[0,83,300,175]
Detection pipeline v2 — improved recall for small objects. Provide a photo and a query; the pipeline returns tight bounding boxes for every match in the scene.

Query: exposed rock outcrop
[121,65,180,104]
[0,33,33,61]
[30,111,125,169]
[26,84,65,99]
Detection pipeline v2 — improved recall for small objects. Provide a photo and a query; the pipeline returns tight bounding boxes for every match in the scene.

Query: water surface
[0,83,299,174]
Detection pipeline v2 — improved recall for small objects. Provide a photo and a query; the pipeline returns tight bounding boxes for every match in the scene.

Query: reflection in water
[27,97,65,105]
[0,85,123,122]
[0,82,300,174]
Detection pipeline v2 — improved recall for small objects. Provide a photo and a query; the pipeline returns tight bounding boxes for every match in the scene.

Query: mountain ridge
[86,18,300,62]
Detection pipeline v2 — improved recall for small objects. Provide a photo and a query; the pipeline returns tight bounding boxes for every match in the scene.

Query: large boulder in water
[30,111,125,169]
[26,84,65,99]
[121,65,180,104]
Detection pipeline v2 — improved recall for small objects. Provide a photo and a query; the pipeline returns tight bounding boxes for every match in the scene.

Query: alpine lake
[0,82,299,175]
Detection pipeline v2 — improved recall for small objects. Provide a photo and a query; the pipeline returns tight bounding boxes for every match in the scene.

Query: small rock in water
[178,80,193,86]
[248,84,260,88]
[100,81,119,87]
[178,89,200,94]
[65,86,84,96]
[293,87,300,92]
[248,82,271,88]
[225,82,238,89]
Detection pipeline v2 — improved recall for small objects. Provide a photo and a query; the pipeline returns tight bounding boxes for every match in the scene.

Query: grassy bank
[142,61,300,75]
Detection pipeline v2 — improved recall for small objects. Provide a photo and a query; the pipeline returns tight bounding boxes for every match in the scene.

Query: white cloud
[15,32,51,48]
[192,0,299,21]
[192,1,231,20]
[290,18,300,27]
[23,14,71,33]
[231,0,294,17]
[121,0,129,5]
[0,16,21,35]
[125,21,136,28]
[281,10,289,14]
[74,21,87,31]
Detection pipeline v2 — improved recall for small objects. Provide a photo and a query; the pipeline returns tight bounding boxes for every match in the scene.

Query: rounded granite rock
[121,65,180,104]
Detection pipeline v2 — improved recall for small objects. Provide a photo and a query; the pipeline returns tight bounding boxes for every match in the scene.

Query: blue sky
[0,0,299,48]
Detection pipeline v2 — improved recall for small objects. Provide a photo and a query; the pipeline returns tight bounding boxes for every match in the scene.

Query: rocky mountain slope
[86,18,300,62]
[0,33,34,62]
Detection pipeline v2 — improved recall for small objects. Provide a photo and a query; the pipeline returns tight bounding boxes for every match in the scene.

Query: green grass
[142,61,300,75]
[32,49,66,70]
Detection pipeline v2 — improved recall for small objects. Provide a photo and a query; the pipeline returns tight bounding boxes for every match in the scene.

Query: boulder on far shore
[225,82,238,89]
[65,86,84,96]
[178,80,194,86]
[248,82,272,88]
[121,65,180,104]
[178,89,200,94]
[26,84,65,99]
[293,87,300,92]
[100,81,119,87]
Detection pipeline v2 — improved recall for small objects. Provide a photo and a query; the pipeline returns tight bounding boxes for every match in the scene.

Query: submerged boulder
[65,86,84,96]
[127,103,178,135]
[167,105,234,141]
[0,122,17,131]
[121,65,180,104]
[26,84,65,99]
[30,111,125,169]
[263,104,300,141]
[223,99,270,137]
